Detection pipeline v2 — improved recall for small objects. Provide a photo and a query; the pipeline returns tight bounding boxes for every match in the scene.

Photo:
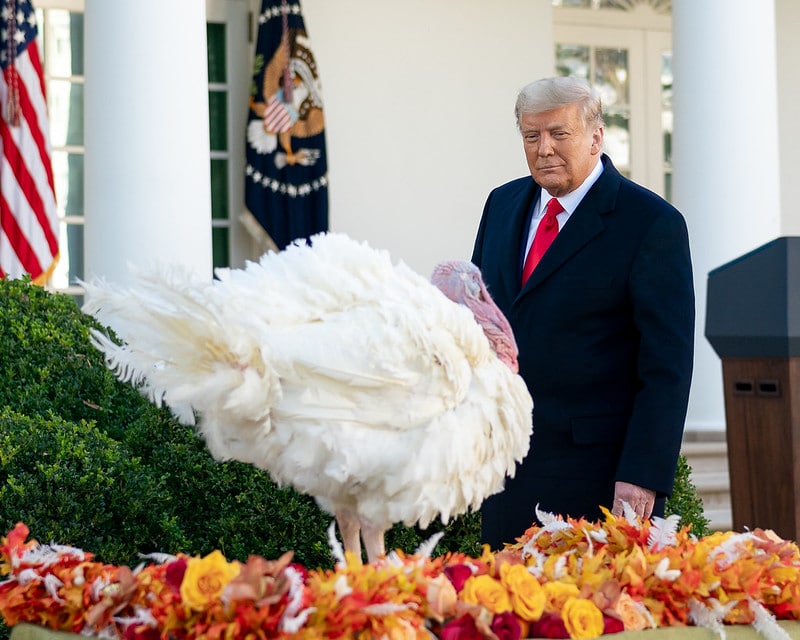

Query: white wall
[300,0,553,276]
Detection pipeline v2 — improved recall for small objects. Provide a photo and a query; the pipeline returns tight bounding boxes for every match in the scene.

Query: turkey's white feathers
[82,233,533,533]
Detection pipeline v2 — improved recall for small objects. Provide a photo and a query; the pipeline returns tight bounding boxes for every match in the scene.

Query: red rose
[445,564,474,593]
[603,614,625,634]
[165,557,188,591]
[528,612,570,639]
[492,611,523,640]
[124,625,160,640]
[441,613,483,640]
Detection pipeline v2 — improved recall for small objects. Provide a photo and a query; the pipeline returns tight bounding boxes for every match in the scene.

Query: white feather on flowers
[647,513,682,551]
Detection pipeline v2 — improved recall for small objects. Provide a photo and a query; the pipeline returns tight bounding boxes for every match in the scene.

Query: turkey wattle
[82,233,533,561]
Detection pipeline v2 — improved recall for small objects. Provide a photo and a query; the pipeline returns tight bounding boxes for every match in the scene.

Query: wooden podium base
[721,357,800,541]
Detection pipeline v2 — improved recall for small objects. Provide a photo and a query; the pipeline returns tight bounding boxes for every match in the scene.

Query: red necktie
[521,198,563,286]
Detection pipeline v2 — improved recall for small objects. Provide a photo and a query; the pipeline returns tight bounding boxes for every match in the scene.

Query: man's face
[520,103,603,197]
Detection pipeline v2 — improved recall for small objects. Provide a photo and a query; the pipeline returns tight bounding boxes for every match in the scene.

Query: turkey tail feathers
[82,271,280,441]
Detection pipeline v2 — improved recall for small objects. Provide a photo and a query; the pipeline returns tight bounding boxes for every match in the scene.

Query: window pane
[67,12,84,76]
[212,227,229,269]
[210,159,229,220]
[52,221,83,289]
[207,23,226,84]
[43,10,84,77]
[65,223,84,284]
[661,51,673,168]
[603,110,630,175]
[52,151,84,216]
[594,47,629,174]
[208,90,228,151]
[48,80,83,147]
[594,48,629,106]
[556,44,590,79]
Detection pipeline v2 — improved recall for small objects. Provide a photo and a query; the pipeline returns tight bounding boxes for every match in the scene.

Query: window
[208,21,231,269]
[36,3,84,295]
[207,0,252,270]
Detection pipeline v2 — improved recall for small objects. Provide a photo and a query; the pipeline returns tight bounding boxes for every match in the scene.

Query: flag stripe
[263,96,292,133]
[0,114,58,255]
[0,150,54,272]
[15,42,55,190]
[0,189,42,277]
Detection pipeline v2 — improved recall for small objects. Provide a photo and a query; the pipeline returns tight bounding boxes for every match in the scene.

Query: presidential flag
[0,0,58,284]
[244,0,328,251]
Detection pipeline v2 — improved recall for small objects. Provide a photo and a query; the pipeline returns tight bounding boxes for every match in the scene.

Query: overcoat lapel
[496,179,539,299]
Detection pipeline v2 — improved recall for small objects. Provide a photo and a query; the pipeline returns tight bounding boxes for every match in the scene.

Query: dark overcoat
[472,155,695,548]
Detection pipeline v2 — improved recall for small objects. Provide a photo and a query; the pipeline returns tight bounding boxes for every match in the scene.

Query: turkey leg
[360,518,386,563]
[335,509,362,558]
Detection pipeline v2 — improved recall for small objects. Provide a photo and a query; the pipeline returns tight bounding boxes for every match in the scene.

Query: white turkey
[82,233,533,561]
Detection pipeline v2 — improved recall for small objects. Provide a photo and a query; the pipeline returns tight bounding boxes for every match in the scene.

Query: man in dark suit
[472,76,694,549]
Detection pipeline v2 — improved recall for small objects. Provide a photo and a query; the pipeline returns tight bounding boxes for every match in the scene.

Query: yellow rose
[500,563,545,621]
[542,581,580,612]
[460,574,512,614]
[562,597,605,640]
[609,592,650,631]
[180,550,240,611]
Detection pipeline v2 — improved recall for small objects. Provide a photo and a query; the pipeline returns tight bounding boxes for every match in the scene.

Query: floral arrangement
[2,507,800,640]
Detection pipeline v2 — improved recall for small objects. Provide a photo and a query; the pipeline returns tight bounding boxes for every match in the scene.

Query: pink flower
[124,626,160,640]
[529,612,570,639]
[165,557,187,591]
[603,615,625,635]
[445,564,474,593]
[440,613,483,640]
[491,611,523,640]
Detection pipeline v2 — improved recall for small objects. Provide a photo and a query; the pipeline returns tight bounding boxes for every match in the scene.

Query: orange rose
[461,575,512,614]
[500,563,545,621]
[179,550,240,611]
[608,593,650,631]
[562,597,605,640]
[426,573,458,622]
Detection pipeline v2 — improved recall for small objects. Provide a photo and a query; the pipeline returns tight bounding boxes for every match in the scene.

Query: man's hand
[612,481,655,520]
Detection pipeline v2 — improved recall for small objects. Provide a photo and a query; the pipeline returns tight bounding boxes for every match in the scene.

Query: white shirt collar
[537,156,604,217]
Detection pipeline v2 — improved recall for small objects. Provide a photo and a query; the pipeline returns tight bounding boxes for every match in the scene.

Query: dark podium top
[706,237,800,358]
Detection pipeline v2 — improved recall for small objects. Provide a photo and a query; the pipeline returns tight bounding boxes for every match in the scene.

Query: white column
[84,0,212,285]
[672,0,781,432]
[777,0,800,236]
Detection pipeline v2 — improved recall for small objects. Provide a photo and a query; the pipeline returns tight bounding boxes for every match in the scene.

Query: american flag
[0,0,58,284]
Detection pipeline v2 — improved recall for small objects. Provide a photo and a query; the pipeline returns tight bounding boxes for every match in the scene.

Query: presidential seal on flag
[244,0,328,251]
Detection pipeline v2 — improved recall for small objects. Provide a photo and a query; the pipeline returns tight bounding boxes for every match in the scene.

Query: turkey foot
[335,509,386,563]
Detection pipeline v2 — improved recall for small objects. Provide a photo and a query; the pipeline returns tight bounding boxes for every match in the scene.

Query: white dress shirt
[523,158,605,257]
